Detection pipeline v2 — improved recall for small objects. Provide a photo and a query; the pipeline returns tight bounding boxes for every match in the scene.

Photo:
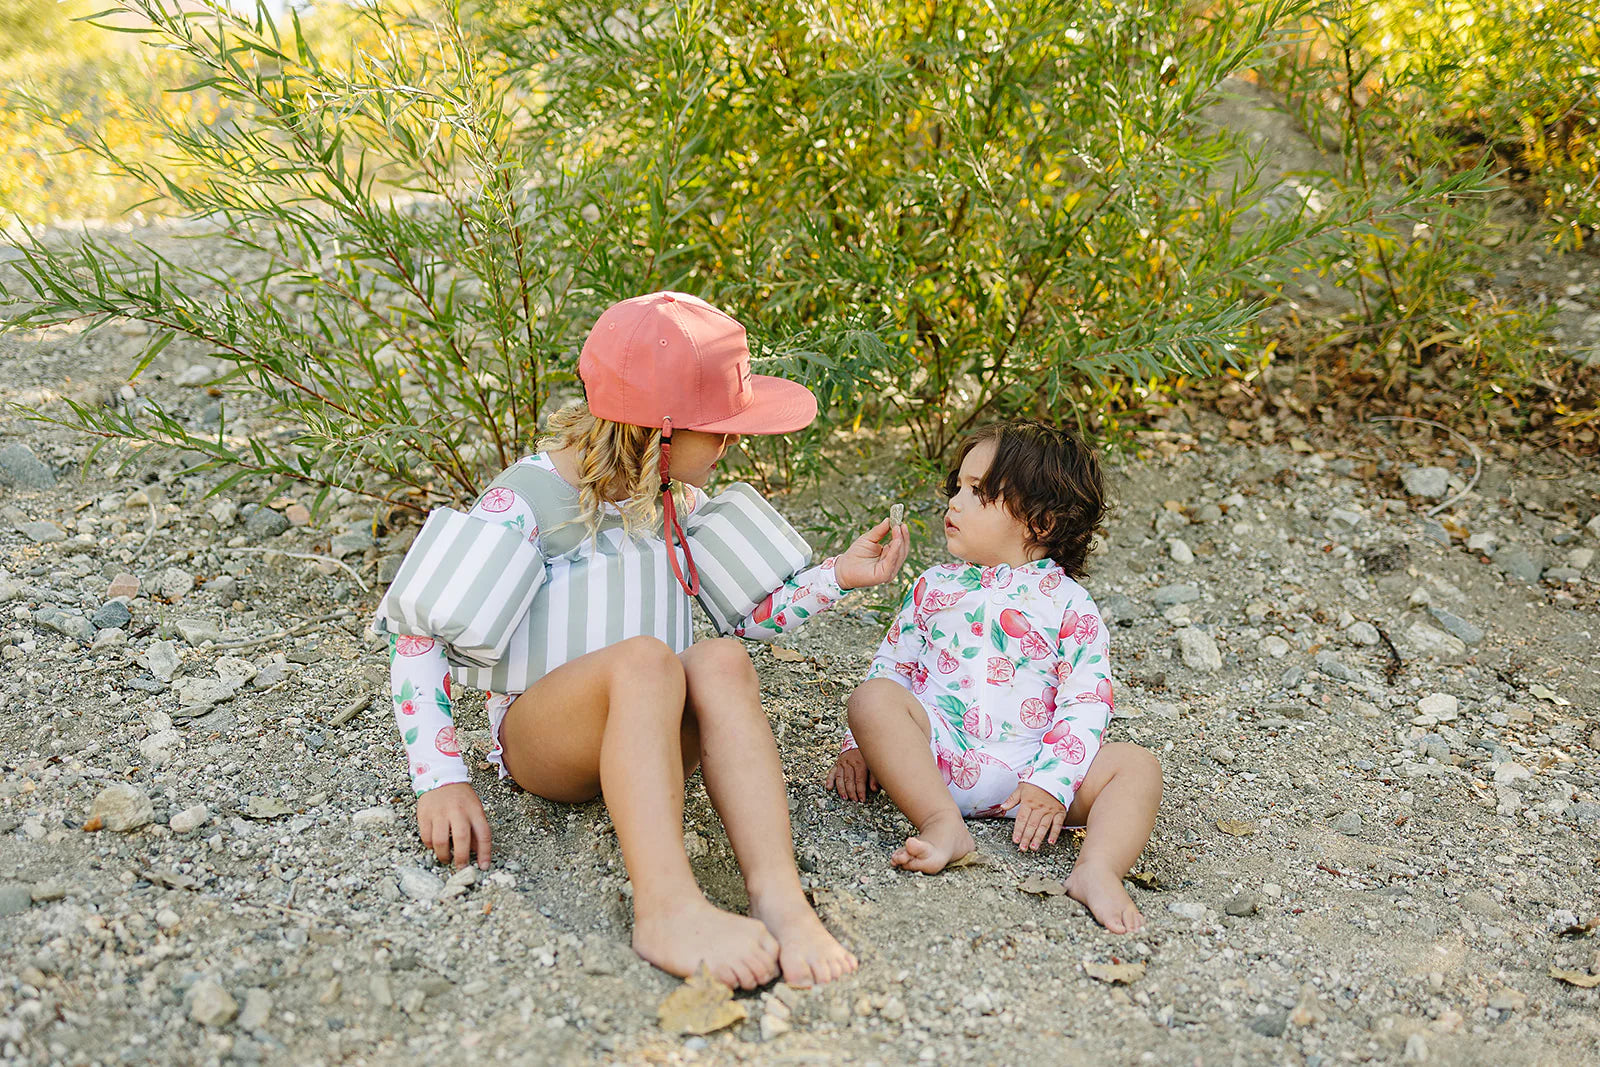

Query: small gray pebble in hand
[889,503,904,527]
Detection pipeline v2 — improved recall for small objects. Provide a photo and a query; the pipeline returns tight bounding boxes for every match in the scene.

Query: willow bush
[3,0,1452,508]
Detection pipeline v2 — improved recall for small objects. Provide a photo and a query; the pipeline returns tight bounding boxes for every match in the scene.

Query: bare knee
[682,637,755,685]
[845,679,902,733]
[611,636,685,694]
[1101,743,1162,785]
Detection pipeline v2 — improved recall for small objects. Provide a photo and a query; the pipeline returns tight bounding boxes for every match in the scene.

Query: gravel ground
[2,269,1600,1067]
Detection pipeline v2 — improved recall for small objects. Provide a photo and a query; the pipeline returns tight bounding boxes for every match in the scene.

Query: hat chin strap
[659,417,701,597]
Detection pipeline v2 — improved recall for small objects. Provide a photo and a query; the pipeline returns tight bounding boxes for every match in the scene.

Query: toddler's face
[944,441,1037,567]
[669,430,739,487]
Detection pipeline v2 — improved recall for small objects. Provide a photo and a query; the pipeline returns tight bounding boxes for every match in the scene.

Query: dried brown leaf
[657,963,748,1035]
[1216,818,1257,837]
[770,647,806,662]
[1549,968,1600,989]
[1127,870,1167,891]
[1017,875,1067,896]
[1557,916,1600,939]
[944,851,994,870]
[1083,959,1146,984]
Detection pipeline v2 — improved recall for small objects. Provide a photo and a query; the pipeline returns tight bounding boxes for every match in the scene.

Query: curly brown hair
[942,419,1107,577]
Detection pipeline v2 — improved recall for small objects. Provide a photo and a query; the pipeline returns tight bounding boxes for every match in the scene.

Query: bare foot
[890,811,975,874]
[632,895,781,989]
[749,892,858,988]
[1064,863,1144,933]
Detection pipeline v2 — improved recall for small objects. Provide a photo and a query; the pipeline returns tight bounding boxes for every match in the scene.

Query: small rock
[1333,811,1362,836]
[189,979,238,1027]
[1152,583,1201,608]
[1209,745,1236,765]
[1466,532,1498,556]
[208,575,239,602]
[1401,467,1450,499]
[396,866,443,902]
[154,567,196,600]
[40,609,94,643]
[285,503,311,526]
[1427,607,1483,645]
[759,1011,792,1041]
[137,640,181,682]
[1314,650,1359,682]
[155,907,180,929]
[19,521,66,544]
[1572,547,1596,571]
[1168,539,1194,565]
[445,866,478,889]
[137,729,182,765]
[1328,507,1364,529]
[353,806,396,826]
[91,601,132,630]
[1248,1009,1289,1038]
[1487,988,1525,1012]
[1416,693,1459,721]
[331,528,375,558]
[169,804,210,833]
[1345,621,1380,646]
[1223,892,1258,917]
[89,783,154,832]
[1147,702,1182,720]
[175,617,222,646]
[1177,628,1222,672]
[1402,622,1467,663]
[0,883,33,915]
[0,443,57,489]
[174,677,238,707]
[1495,547,1544,583]
[1493,761,1531,785]
[207,499,238,527]
[1459,890,1502,918]
[1405,1033,1429,1063]
[1168,900,1207,921]
[92,628,128,650]
[243,506,290,539]
[1258,635,1290,659]
[214,656,257,689]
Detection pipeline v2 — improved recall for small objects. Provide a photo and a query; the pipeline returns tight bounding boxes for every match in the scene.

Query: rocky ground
[2,238,1600,1067]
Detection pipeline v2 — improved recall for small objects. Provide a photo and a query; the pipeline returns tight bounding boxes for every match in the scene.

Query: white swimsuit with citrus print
[842,559,1113,816]
[388,454,843,794]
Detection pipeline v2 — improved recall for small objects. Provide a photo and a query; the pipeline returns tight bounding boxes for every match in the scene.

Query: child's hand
[825,749,879,802]
[416,782,492,870]
[1000,782,1067,852]
[835,519,911,590]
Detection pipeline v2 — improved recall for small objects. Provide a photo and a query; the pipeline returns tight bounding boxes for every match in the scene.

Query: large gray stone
[18,521,66,544]
[396,866,444,902]
[137,639,181,682]
[0,883,33,915]
[0,444,56,489]
[37,608,94,643]
[91,601,132,630]
[1495,547,1543,583]
[1177,628,1222,672]
[243,505,290,540]
[1401,466,1450,499]
[1428,607,1483,645]
[188,979,238,1027]
[1151,583,1201,608]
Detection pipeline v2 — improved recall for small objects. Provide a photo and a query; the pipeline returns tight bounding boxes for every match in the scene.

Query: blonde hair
[539,401,693,539]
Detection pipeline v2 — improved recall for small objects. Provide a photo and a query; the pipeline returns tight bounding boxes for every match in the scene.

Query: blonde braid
[539,402,693,541]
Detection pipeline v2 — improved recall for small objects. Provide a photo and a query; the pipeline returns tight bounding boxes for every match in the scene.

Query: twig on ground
[330,694,373,727]
[1376,625,1404,683]
[220,545,369,591]
[210,610,353,652]
[1367,415,1483,516]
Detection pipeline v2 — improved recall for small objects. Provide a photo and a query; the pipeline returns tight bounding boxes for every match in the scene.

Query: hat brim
[685,374,818,435]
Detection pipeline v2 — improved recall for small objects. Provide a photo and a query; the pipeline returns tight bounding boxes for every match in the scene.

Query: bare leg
[845,679,974,874]
[679,639,857,987]
[498,636,779,989]
[1061,742,1163,934]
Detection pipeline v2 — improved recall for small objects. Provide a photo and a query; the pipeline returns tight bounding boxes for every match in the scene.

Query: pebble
[1248,1010,1289,1038]
[1466,532,1498,555]
[1333,811,1362,836]
[1493,761,1531,785]
[1168,900,1207,920]
[1427,607,1483,645]
[89,783,154,831]
[1344,621,1379,646]
[137,640,181,682]
[106,572,141,599]
[175,617,222,645]
[18,520,65,543]
[1459,891,1502,918]
[0,882,33,915]
[1327,507,1364,529]
[39,609,94,643]
[1401,467,1450,498]
[1177,628,1222,672]
[92,628,128,650]
[1494,546,1543,583]
[91,601,132,630]
[207,499,238,527]
[189,979,238,1027]
[1416,693,1459,721]
[0,443,57,489]
[1168,539,1194,564]
[1223,891,1258,917]
[1258,635,1290,658]
[154,567,196,600]
[155,907,180,930]
[169,804,210,833]
[1152,583,1201,608]
[352,805,395,825]
[243,505,290,539]
[1314,650,1359,682]
[0,575,17,602]
[397,866,444,902]
[1402,621,1467,662]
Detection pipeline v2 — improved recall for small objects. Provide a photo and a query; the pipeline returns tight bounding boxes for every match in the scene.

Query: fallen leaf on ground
[1216,819,1257,837]
[657,963,748,1034]
[1549,968,1600,989]
[1083,959,1146,984]
[1017,875,1066,896]
[1529,685,1571,706]
[82,816,103,832]
[1127,870,1167,891]
[1557,916,1599,939]
[139,868,199,891]
[770,647,806,662]
[945,851,994,870]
